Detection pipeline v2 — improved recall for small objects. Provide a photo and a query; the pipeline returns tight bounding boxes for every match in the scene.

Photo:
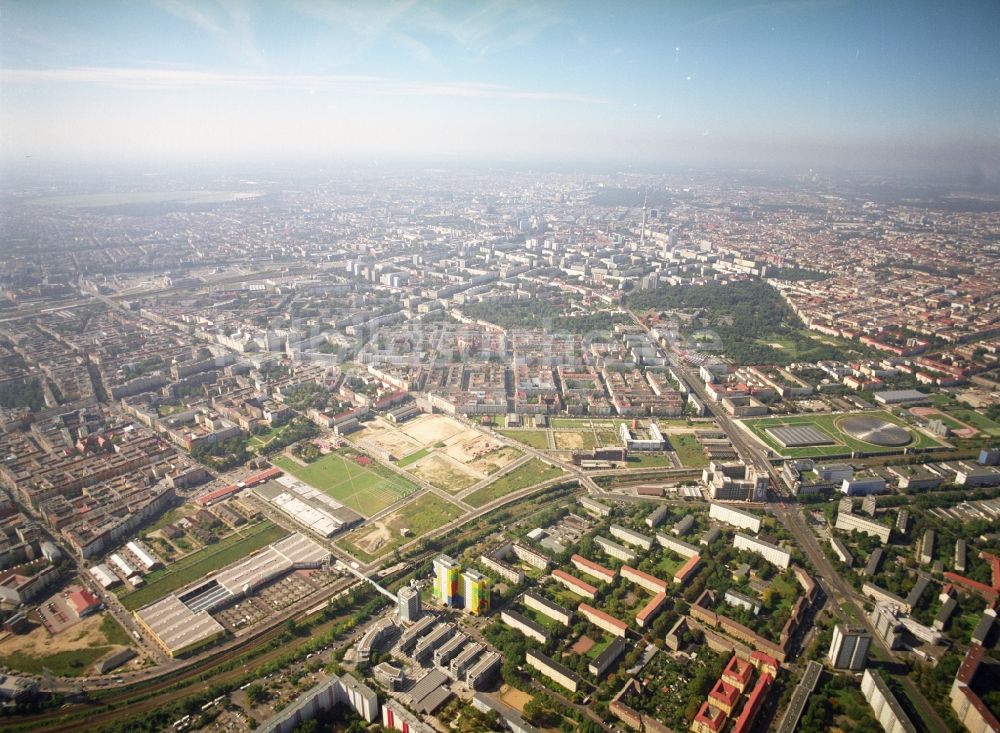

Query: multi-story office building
[397,585,421,623]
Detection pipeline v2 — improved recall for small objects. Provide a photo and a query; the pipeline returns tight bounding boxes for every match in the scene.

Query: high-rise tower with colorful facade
[463,569,490,615]
[433,554,461,607]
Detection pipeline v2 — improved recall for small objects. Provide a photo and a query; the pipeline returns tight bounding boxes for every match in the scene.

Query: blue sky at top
[1,0,998,171]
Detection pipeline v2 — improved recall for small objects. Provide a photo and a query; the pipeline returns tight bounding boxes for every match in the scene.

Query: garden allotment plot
[271,452,417,518]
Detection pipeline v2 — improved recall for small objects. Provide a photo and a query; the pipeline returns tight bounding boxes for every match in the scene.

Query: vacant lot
[669,433,709,467]
[119,521,288,610]
[272,451,418,517]
[464,459,566,508]
[497,429,550,450]
[625,453,677,468]
[0,613,132,676]
[409,454,479,492]
[571,635,596,655]
[470,446,523,475]
[596,429,621,447]
[355,418,424,458]
[551,418,617,429]
[399,413,467,445]
[910,407,978,437]
[499,685,533,713]
[441,430,503,465]
[397,447,431,467]
[554,431,598,451]
[337,493,465,562]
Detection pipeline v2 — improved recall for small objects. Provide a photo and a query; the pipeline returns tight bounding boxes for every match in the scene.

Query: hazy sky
[1,0,999,173]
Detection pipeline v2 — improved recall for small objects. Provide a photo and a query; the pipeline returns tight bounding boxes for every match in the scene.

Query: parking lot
[37,592,83,634]
[214,568,337,635]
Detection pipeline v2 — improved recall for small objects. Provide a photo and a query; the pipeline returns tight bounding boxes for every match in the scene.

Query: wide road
[632,316,950,732]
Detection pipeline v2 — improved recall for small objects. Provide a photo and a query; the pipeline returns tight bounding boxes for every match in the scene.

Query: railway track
[9,479,576,732]
[8,580,362,733]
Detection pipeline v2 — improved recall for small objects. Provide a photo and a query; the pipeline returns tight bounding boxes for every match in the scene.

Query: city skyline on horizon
[1,0,999,177]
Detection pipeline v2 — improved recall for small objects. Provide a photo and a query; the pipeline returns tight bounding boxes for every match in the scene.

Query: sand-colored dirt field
[469,446,522,475]
[354,418,424,457]
[499,685,533,712]
[441,431,502,465]
[399,414,467,445]
[409,454,479,492]
[553,431,586,449]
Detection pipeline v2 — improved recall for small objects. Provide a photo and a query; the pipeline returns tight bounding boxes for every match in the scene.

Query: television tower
[640,190,648,247]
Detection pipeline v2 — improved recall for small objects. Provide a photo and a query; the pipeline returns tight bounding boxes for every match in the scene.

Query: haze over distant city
[1,0,999,176]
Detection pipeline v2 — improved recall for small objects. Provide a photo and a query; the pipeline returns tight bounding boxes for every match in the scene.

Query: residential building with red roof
[708,678,741,716]
[551,569,597,599]
[571,554,616,583]
[691,701,726,733]
[635,592,667,629]
[578,603,628,638]
[674,554,701,585]
[732,673,773,733]
[750,651,780,678]
[722,655,754,693]
[621,565,668,594]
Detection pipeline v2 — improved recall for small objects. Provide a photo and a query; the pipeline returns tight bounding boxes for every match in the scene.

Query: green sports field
[740,410,946,458]
[947,408,1000,437]
[272,451,418,517]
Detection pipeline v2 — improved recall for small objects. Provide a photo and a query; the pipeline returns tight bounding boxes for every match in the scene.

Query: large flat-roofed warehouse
[873,390,929,405]
[406,669,453,714]
[253,476,363,536]
[134,595,227,658]
[765,425,835,448]
[135,532,329,657]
